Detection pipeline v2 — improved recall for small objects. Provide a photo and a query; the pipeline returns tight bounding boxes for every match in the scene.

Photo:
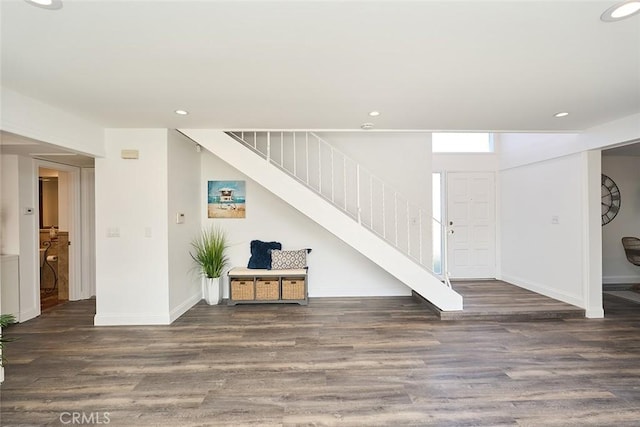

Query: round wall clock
[601,174,621,226]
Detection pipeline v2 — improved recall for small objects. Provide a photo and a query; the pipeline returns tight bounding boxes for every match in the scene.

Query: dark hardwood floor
[1,294,639,426]
[40,290,62,312]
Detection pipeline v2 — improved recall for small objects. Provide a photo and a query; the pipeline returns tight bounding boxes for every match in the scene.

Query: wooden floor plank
[1,294,639,426]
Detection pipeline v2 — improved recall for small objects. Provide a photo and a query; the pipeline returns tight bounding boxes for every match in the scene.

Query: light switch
[176,213,185,224]
[145,227,152,238]
[107,227,120,238]
[551,216,559,225]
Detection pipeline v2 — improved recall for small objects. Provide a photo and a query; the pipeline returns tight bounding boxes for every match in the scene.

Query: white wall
[167,130,202,320]
[500,133,580,170]
[94,129,170,325]
[318,132,431,205]
[10,156,40,322]
[2,156,38,321]
[498,115,640,318]
[317,132,433,265]
[602,155,640,284]
[201,151,410,298]
[1,155,20,255]
[0,88,105,157]
[501,153,586,307]
[500,112,640,170]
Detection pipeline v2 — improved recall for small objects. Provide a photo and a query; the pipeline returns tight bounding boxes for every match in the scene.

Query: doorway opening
[601,144,640,307]
[38,167,69,311]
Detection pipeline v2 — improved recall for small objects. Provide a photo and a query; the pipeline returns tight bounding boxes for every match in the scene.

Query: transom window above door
[432,133,494,153]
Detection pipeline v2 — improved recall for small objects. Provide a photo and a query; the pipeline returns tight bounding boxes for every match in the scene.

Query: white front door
[446,172,496,278]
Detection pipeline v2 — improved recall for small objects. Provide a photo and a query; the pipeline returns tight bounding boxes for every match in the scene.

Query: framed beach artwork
[207,180,246,218]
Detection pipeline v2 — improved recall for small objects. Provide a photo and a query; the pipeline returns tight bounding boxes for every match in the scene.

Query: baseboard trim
[169,292,202,323]
[501,274,583,308]
[602,275,640,285]
[18,306,40,323]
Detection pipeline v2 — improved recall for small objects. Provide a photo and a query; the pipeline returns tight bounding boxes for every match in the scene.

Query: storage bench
[227,267,308,305]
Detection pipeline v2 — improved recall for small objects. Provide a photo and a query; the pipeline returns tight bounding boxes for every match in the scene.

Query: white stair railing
[226,131,450,286]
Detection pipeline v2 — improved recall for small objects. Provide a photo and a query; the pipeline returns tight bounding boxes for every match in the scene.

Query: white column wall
[583,151,604,318]
[1,154,39,321]
[94,129,170,325]
[1,155,20,255]
[167,130,202,320]
[17,156,39,321]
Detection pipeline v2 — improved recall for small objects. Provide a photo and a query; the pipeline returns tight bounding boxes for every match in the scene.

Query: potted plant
[190,226,229,305]
[1,314,16,367]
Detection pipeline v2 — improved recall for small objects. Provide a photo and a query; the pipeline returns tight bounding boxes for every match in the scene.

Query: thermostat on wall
[121,149,139,159]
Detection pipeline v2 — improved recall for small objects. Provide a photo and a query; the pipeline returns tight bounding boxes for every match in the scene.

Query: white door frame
[34,160,85,302]
[80,168,96,299]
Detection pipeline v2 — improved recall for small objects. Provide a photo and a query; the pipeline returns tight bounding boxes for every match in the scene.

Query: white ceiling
[1,0,639,133]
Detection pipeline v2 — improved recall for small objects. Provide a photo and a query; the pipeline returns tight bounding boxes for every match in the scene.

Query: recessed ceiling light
[601,1,640,22]
[554,112,569,118]
[368,111,380,117]
[24,0,63,10]
[174,109,189,116]
[361,123,374,130]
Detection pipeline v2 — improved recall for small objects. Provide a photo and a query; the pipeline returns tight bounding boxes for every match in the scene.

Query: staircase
[179,129,463,311]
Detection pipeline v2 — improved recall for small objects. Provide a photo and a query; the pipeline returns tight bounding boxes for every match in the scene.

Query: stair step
[413,280,585,321]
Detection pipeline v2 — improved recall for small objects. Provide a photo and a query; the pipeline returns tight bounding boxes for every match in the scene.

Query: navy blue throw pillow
[247,240,282,269]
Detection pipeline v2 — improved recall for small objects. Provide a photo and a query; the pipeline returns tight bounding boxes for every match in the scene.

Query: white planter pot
[203,277,222,305]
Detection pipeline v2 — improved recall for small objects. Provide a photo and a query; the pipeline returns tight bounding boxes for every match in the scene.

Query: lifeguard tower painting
[208,180,246,218]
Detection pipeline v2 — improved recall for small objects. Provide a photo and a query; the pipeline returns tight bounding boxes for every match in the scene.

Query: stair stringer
[180,129,463,311]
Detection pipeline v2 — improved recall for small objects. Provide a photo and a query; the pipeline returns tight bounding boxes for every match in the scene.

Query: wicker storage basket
[281,278,305,300]
[255,279,279,300]
[231,279,254,301]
